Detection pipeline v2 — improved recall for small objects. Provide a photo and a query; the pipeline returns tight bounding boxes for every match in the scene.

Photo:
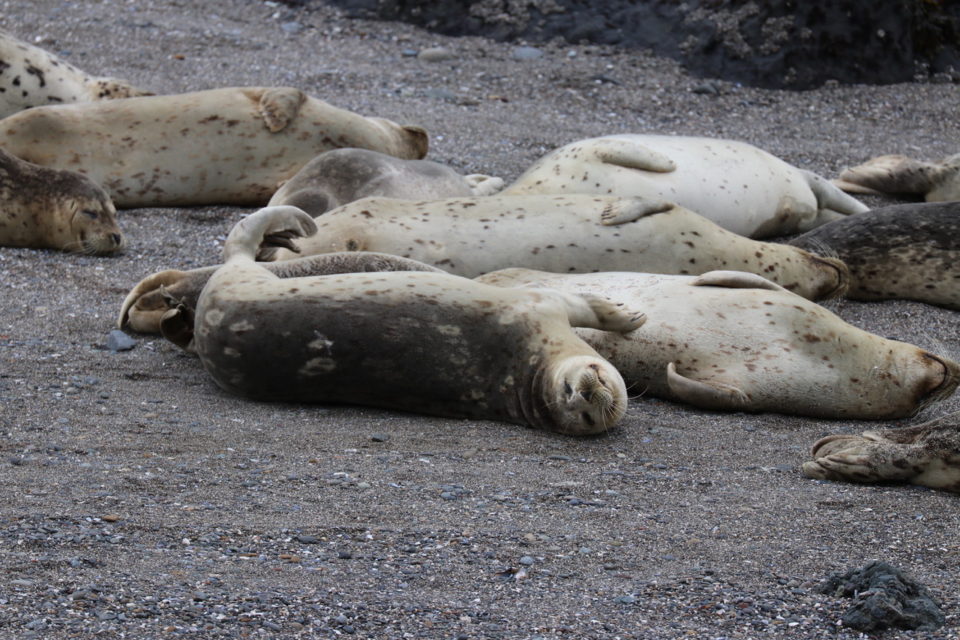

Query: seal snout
[553,357,627,436]
[919,352,960,406]
[809,254,850,300]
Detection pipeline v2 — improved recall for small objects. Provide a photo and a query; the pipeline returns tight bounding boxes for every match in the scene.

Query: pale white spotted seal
[0,87,428,207]
[835,153,960,202]
[261,194,849,301]
[0,147,123,254]
[0,31,150,118]
[501,135,869,238]
[790,201,960,310]
[803,412,960,493]
[190,206,645,434]
[118,252,444,346]
[475,268,959,419]
[267,148,503,216]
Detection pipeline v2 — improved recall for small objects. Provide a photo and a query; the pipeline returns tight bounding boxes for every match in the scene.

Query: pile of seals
[3,30,960,495]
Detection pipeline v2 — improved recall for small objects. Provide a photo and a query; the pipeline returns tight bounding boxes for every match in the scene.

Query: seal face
[0,87,429,207]
[268,148,503,216]
[262,194,849,301]
[0,147,123,254]
[501,134,868,238]
[475,268,960,419]
[834,153,960,202]
[0,31,150,118]
[803,412,960,493]
[789,201,960,310]
[191,206,643,435]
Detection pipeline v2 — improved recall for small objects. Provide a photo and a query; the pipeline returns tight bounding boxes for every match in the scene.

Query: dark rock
[325,0,960,89]
[818,561,945,632]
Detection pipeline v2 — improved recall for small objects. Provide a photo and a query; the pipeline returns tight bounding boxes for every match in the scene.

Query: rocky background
[0,0,959,638]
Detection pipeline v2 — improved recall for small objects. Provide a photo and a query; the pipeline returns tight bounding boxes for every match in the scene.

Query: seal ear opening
[666,362,749,410]
[118,269,188,330]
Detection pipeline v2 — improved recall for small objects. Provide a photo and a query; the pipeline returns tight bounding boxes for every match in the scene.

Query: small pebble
[418,46,455,62]
[512,46,543,61]
[106,330,137,352]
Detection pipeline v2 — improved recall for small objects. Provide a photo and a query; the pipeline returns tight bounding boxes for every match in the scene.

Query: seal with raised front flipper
[474,268,959,419]
[0,147,123,254]
[268,148,503,216]
[803,413,960,493]
[191,206,644,435]
[789,201,960,310]
[0,87,428,208]
[0,31,151,119]
[500,134,868,238]
[262,194,849,301]
[834,153,960,202]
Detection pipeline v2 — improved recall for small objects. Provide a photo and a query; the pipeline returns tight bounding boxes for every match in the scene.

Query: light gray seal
[789,201,960,310]
[835,153,960,202]
[189,206,646,435]
[0,31,150,118]
[0,147,123,254]
[803,412,960,493]
[267,148,503,216]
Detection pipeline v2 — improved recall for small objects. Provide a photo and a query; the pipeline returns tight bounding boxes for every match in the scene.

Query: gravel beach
[1,1,959,638]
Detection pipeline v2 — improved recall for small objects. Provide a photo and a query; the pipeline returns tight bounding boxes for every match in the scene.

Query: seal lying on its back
[118,252,444,347]
[500,135,868,238]
[0,31,150,118]
[789,201,960,310]
[262,195,849,301]
[0,87,428,208]
[475,268,959,419]
[835,153,960,202]
[803,413,960,493]
[191,206,645,435]
[268,148,503,216]
[0,147,123,254]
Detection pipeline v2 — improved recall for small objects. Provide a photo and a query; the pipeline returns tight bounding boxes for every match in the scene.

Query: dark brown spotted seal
[0,147,123,254]
[0,31,150,118]
[0,87,428,208]
[268,148,503,216]
[190,206,645,435]
[803,412,960,493]
[789,201,960,310]
[261,194,849,301]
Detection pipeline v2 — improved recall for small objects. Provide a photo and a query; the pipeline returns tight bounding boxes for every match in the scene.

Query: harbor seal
[267,148,503,216]
[190,206,644,434]
[0,87,428,208]
[803,412,960,493]
[790,201,960,310]
[501,135,869,238]
[0,147,123,254]
[475,268,959,419]
[834,153,960,202]
[0,31,150,118]
[118,252,444,345]
[262,194,850,301]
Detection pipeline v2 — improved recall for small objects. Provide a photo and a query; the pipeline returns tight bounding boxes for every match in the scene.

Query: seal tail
[118,269,188,330]
[222,206,318,263]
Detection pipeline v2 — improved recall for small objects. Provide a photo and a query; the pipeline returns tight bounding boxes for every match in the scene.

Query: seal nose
[111,233,122,246]
[921,353,960,401]
[811,255,850,300]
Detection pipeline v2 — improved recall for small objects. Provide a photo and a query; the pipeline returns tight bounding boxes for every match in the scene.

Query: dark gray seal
[190,206,645,435]
[267,148,503,216]
[789,201,960,310]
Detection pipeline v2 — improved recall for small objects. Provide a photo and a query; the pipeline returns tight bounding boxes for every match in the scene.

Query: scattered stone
[818,561,946,632]
[511,46,543,61]
[106,330,137,352]
[417,46,455,62]
[519,555,535,566]
[400,48,418,57]
[370,433,389,442]
[280,21,303,34]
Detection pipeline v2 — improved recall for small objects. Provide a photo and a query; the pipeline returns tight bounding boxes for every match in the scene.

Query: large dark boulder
[323,0,960,89]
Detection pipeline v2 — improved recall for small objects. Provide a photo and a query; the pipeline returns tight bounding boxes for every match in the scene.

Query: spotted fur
[834,153,960,202]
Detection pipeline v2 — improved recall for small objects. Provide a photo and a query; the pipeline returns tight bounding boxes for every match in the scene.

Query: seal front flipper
[600,197,673,225]
[556,292,646,333]
[592,139,676,173]
[257,87,307,133]
[464,174,505,196]
[690,270,787,292]
[666,362,749,410]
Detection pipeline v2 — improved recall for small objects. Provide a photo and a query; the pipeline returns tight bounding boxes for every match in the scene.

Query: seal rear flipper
[223,206,317,263]
[835,155,942,198]
[593,139,676,173]
[258,87,306,133]
[801,170,869,216]
[600,198,673,225]
[666,362,750,410]
[690,270,787,292]
[118,269,190,331]
[159,304,196,353]
[802,432,927,486]
[830,178,885,196]
[464,174,505,196]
